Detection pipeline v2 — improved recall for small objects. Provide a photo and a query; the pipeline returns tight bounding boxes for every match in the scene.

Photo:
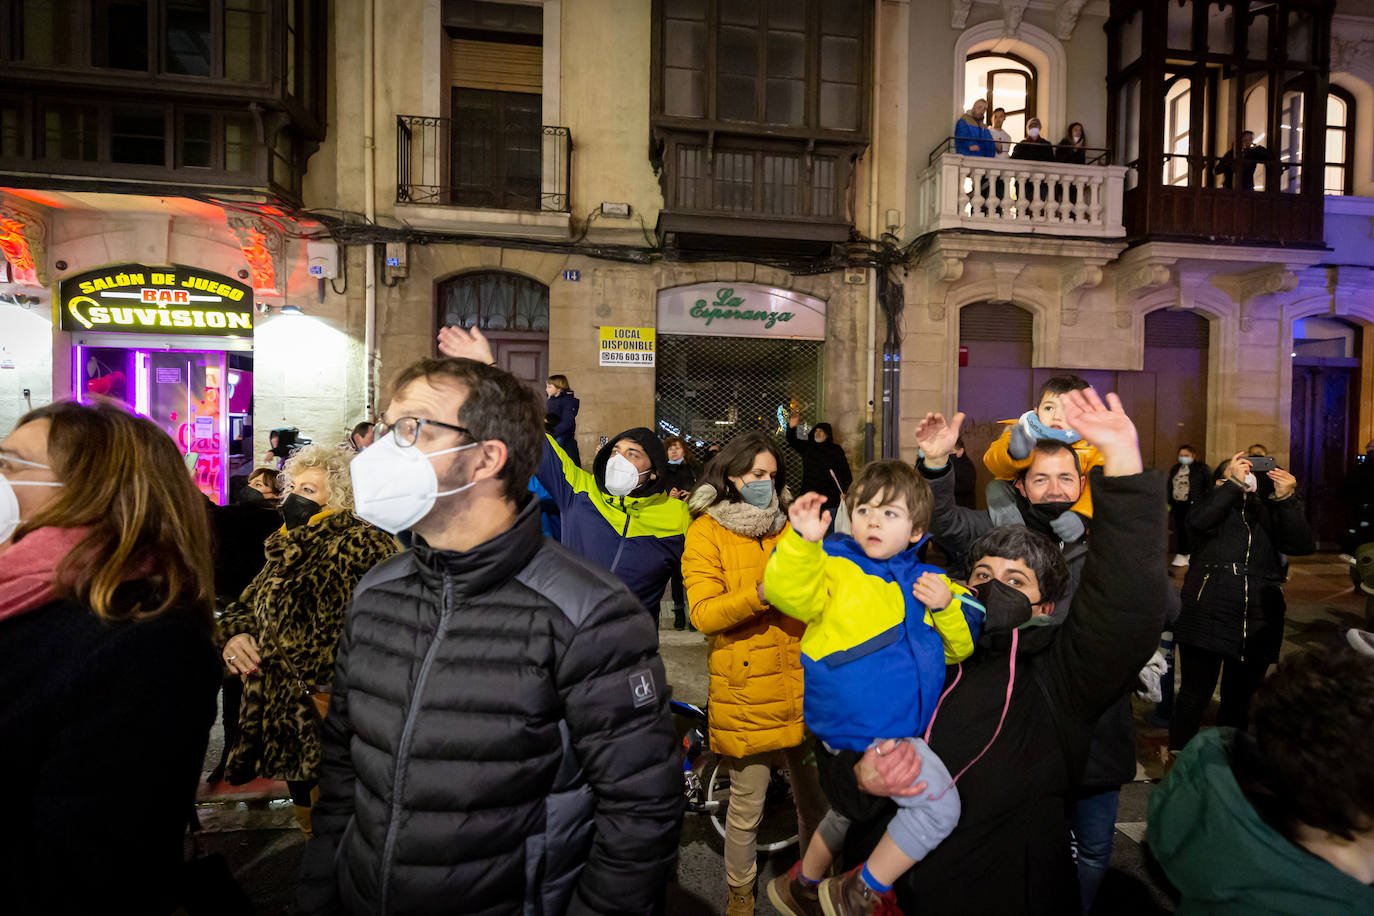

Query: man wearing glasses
[438,325,691,618]
[296,355,683,916]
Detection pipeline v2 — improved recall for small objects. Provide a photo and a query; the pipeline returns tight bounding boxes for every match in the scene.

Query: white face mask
[604,452,648,498]
[0,457,63,544]
[1028,127,1041,138]
[349,432,479,534]
[1244,473,1258,493]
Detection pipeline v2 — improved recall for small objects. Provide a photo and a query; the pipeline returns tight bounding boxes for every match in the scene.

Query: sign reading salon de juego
[59,264,254,337]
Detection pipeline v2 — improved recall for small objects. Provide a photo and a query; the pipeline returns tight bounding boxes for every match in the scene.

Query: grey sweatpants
[816,737,960,862]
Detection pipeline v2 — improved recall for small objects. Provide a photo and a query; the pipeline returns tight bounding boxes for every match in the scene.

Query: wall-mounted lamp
[280,305,304,316]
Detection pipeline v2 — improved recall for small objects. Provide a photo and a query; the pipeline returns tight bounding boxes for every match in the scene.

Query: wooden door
[486,331,549,401]
[1291,359,1357,548]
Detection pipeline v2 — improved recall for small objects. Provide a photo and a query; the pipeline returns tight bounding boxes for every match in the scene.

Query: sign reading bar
[656,282,827,340]
[59,263,254,337]
[599,326,656,367]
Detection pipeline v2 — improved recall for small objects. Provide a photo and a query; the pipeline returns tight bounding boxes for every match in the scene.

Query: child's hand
[788,492,832,543]
[913,572,953,610]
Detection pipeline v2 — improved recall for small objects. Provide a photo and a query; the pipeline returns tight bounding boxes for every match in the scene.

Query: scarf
[0,526,92,623]
[688,484,790,538]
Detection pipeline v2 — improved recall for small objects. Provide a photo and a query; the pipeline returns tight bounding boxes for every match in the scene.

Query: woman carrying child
[681,432,829,916]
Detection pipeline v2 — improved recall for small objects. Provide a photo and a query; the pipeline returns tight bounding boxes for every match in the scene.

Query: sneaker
[725,883,754,916]
[767,862,824,916]
[819,867,903,916]
[1170,554,1189,567]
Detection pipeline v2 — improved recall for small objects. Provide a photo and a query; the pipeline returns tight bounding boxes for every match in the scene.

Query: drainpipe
[362,0,377,417]
[863,0,881,462]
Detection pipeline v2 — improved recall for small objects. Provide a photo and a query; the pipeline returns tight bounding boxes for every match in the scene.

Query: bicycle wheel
[705,758,799,853]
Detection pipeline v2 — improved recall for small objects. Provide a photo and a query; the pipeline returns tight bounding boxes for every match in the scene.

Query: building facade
[2,0,1372,541]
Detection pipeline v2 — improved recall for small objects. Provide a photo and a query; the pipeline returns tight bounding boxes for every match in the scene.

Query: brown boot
[725,882,754,916]
[292,804,314,840]
[819,867,902,916]
[767,861,824,916]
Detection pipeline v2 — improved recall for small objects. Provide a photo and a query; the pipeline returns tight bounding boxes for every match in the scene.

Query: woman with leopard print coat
[218,444,397,836]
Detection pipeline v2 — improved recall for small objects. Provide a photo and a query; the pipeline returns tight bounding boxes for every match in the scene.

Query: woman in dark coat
[785,413,852,515]
[1167,444,1212,567]
[662,435,699,629]
[0,400,222,916]
[545,374,581,467]
[1169,453,1315,758]
[219,444,397,837]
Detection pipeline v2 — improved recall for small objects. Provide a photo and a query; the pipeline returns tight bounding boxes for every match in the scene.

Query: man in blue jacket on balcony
[955,99,995,157]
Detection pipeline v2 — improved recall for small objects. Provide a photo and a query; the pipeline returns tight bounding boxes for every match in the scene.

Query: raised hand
[788,491,832,543]
[1059,389,1141,476]
[1268,467,1297,500]
[915,411,965,469]
[1227,452,1253,488]
[913,571,953,610]
[437,325,495,364]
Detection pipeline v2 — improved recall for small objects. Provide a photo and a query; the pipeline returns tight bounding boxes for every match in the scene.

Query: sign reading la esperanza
[59,264,254,337]
[599,326,656,367]
[656,282,826,340]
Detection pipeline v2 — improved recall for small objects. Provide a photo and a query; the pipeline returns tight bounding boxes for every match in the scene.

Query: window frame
[1325,85,1355,196]
[436,270,551,335]
[966,50,1038,140]
[650,0,872,142]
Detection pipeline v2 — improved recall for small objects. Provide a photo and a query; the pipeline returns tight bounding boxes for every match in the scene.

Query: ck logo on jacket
[629,669,657,708]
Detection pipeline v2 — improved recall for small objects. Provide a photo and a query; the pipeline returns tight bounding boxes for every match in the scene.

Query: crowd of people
[1,330,1371,916]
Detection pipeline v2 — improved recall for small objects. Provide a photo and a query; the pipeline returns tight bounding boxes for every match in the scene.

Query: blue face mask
[738,479,775,509]
[668,457,683,465]
[1178,456,1193,465]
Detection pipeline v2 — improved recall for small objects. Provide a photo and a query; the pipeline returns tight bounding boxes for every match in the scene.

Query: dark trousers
[1070,786,1120,914]
[1170,644,1270,750]
[1170,501,1194,555]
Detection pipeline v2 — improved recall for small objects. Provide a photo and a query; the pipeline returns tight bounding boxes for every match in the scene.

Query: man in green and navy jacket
[537,427,691,615]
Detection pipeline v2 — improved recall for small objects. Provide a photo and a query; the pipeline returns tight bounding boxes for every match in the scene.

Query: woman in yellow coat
[682,431,828,916]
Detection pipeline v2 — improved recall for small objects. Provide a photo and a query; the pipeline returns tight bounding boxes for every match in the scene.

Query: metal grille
[655,335,825,494]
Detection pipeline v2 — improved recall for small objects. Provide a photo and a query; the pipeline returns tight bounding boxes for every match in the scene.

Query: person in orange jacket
[983,375,1104,537]
[680,431,828,916]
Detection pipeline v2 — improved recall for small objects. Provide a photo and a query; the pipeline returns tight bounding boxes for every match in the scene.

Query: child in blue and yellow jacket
[763,460,984,913]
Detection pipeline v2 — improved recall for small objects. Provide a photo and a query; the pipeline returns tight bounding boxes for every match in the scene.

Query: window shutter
[449,39,542,94]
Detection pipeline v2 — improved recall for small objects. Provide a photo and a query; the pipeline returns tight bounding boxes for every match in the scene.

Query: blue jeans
[1070,786,1120,913]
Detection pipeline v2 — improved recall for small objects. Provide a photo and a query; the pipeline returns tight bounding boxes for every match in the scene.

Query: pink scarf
[0,527,92,623]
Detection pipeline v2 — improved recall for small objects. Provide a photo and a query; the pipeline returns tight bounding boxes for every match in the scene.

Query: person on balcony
[989,108,1013,158]
[1055,123,1089,164]
[1217,131,1270,191]
[1011,118,1055,162]
[955,99,995,157]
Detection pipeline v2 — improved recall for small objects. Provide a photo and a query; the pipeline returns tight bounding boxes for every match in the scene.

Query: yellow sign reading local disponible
[598,326,656,367]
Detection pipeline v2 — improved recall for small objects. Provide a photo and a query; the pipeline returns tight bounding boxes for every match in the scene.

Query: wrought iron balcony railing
[396,115,571,213]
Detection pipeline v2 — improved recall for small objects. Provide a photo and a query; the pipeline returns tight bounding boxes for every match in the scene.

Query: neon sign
[59,264,253,337]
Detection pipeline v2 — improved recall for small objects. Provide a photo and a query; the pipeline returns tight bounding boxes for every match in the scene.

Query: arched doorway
[435,270,550,396]
[958,303,1211,507]
[1291,316,1362,547]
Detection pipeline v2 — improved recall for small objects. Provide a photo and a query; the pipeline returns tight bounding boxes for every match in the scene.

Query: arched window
[1326,87,1355,196]
[1164,75,1193,186]
[964,52,1037,147]
[436,271,549,333]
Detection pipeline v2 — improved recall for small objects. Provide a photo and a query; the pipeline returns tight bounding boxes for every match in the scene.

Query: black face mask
[238,485,266,506]
[1025,499,1075,528]
[280,493,321,529]
[973,577,1035,648]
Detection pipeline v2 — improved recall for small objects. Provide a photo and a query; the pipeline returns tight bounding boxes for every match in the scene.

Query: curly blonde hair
[280,443,356,513]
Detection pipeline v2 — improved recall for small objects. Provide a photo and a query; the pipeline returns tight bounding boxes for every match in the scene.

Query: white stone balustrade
[914,152,1127,238]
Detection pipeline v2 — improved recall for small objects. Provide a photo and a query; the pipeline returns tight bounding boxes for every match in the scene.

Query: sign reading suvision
[59,264,254,336]
[656,283,826,340]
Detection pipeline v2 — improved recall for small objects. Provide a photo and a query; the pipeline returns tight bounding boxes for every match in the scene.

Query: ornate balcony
[913,144,1127,239]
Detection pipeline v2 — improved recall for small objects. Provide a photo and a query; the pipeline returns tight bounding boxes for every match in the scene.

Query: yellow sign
[598,326,656,367]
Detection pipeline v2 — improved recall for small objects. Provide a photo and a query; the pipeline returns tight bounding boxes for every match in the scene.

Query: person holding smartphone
[1168,452,1315,763]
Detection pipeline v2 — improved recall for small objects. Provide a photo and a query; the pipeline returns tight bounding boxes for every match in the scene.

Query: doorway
[1290,317,1362,548]
[435,271,550,398]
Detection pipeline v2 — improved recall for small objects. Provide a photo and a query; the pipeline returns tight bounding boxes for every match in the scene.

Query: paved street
[193,554,1364,914]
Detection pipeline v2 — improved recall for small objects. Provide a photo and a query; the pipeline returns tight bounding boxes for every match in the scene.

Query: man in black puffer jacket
[295,354,683,916]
